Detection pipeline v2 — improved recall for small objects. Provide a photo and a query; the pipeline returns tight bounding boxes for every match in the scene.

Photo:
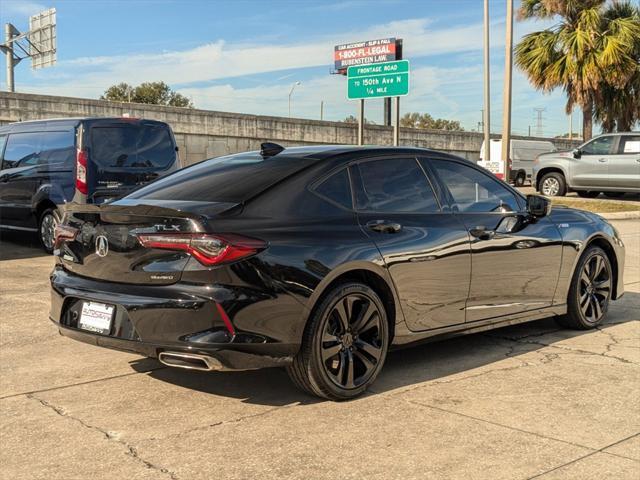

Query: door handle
[470,225,495,240]
[366,220,402,234]
[597,158,607,163]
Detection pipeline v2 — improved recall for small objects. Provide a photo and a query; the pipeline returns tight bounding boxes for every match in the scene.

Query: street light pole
[501,0,514,183]
[288,81,301,118]
[483,0,491,161]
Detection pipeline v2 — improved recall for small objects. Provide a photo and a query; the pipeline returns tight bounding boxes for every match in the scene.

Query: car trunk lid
[56,200,238,285]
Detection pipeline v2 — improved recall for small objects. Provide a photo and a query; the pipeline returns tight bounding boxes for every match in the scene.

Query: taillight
[54,224,78,249]
[76,149,88,194]
[136,233,266,266]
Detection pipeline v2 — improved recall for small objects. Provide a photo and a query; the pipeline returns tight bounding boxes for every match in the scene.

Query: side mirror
[572,148,581,158]
[527,194,552,218]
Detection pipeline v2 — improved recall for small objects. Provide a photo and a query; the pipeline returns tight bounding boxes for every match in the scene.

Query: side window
[428,159,521,213]
[351,158,439,213]
[0,135,7,169]
[38,130,76,166]
[618,136,640,154]
[581,136,614,155]
[313,168,352,209]
[2,132,40,168]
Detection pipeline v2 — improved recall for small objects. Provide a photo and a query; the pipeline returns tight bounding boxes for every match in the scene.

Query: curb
[598,211,640,220]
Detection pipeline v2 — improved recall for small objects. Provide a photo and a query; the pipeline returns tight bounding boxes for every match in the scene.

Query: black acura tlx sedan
[50,144,625,400]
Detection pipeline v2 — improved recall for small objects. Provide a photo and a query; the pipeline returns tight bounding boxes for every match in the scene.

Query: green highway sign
[347,60,410,100]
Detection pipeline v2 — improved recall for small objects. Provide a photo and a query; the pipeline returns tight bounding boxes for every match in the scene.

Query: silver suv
[533,132,640,197]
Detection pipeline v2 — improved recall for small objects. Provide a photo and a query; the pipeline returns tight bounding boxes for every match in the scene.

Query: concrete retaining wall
[0,92,579,166]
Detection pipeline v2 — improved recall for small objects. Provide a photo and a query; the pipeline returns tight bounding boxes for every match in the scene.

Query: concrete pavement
[1,220,638,480]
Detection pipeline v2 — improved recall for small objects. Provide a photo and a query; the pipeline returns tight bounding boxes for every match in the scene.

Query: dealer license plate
[78,302,114,334]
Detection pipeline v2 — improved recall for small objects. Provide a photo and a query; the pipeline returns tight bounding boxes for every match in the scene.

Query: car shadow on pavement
[134,292,638,406]
[0,231,48,261]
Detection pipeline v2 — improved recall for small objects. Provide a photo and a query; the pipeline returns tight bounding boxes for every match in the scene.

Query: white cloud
[0,1,46,19]
[27,17,495,92]
[12,12,569,135]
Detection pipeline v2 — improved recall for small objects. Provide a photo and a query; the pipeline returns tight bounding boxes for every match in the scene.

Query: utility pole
[483,0,491,161]
[569,110,573,141]
[534,107,545,136]
[501,0,513,183]
[320,100,324,121]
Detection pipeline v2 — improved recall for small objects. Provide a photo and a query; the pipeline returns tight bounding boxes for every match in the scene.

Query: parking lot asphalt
[0,219,638,480]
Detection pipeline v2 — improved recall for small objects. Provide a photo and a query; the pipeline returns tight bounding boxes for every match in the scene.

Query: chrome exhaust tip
[158,352,223,371]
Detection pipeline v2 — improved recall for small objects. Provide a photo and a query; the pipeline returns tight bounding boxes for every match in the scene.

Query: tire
[539,172,567,197]
[287,282,389,400]
[604,192,625,198]
[576,191,600,198]
[38,207,61,254]
[556,246,612,330]
[515,172,526,187]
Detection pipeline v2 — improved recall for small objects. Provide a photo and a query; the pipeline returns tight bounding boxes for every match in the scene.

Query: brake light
[136,233,266,266]
[76,149,88,194]
[54,224,78,249]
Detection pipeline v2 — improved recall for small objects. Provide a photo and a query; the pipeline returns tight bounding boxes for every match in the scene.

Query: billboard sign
[334,38,397,73]
[29,8,57,70]
[347,60,410,100]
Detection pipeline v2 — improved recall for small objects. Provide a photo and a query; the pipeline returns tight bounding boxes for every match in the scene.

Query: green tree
[515,0,640,139]
[400,112,463,131]
[101,81,193,108]
[101,82,134,102]
[342,115,376,124]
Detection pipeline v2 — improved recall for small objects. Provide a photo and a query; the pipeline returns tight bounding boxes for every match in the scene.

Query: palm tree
[515,0,640,139]
[594,2,640,132]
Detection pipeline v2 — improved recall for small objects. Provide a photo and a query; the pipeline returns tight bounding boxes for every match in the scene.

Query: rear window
[90,124,175,169]
[127,152,315,203]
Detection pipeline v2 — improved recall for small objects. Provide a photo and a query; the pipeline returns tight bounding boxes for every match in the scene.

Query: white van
[479,139,556,186]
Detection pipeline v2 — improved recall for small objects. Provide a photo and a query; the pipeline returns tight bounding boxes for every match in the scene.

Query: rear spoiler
[61,199,240,222]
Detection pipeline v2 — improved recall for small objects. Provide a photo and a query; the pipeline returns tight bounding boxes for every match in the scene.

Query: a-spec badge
[95,235,109,257]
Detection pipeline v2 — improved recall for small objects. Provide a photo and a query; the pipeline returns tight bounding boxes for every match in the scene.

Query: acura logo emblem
[95,235,109,257]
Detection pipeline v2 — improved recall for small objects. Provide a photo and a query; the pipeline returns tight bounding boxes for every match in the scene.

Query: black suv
[0,117,179,252]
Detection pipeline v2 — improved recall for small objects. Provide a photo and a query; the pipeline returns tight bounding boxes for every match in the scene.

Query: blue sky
[1,0,579,137]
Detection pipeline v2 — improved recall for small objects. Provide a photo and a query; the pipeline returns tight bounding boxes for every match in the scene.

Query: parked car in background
[533,132,640,197]
[50,144,625,400]
[0,117,180,252]
[479,138,556,186]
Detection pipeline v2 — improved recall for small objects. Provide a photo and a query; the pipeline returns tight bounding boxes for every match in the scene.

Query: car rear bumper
[49,265,298,370]
[51,321,292,370]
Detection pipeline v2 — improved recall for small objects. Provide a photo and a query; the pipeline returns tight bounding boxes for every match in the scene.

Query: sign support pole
[357,99,365,146]
[4,23,15,93]
[393,96,400,146]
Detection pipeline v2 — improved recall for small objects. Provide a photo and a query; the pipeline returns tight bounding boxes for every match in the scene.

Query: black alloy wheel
[288,283,389,400]
[320,293,384,389]
[558,247,612,329]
